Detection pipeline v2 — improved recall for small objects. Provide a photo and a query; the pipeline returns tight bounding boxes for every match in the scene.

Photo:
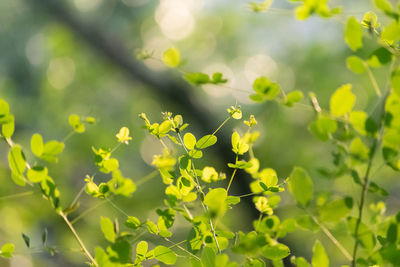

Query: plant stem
[226,169,237,194]
[135,170,159,187]
[309,213,353,261]
[176,132,221,253]
[0,191,34,201]
[364,63,382,97]
[71,200,107,225]
[351,140,377,267]
[226,155,239,193]
[59,211,98,267]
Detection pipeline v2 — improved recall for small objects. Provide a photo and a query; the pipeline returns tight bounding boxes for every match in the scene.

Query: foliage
[2,1,400,267]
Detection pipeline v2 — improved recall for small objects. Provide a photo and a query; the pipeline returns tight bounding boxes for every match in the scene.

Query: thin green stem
[164,238,201,261]
[159,138,169,150]
[69,184,86,208]
[106,198,129,217]
[226,155,239,193]
[71,200,108,225]
[364,63,382,97]
[62,131,76,143]
[0,191,34,201]
[176,132,221,254]
[211,117,231,136]
[135,170,159,187]
[59,211,98,267]
[351,140,377,267]
[226,169,237,194]
[307,212,352,261]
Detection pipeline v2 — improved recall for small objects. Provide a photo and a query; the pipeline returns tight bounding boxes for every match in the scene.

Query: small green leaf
[125,216,141,230]
[350,111,368,135]
[184,133,196,150]
[391,68,400,96]
[312,240,329,267]
[0,99,10,116]
[374,0,393,14]
[42,140,65,157]
[308,115,337,142]
[346,56,365,74]
[184,72,211,86]
[162,47,180,68]
[100,216,116,243]
[320,197,353,223]
[201,246,216,267]
[22,233,30,248]
[27,166,48,183]
[381,21,400,43]
[159,121,172,135]
[154,245,177,265]
[0,243,14,258]
[261,243,290,260]
[116,126,132,144]
[68,114,85,133]
[330,84,356,117]
[285,90,304,107]
[2,115,14,138]
[288,167,313,207]
[361,11,379,29]
[368,47,392,68]
[103,158,119,173]
[344,17,363,51]
[31,133,44,157]
[196,135,217,149]
[8,145,26,176]
[204,188,228,216]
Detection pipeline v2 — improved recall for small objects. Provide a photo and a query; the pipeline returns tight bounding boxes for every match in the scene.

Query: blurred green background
[0,0,396,266]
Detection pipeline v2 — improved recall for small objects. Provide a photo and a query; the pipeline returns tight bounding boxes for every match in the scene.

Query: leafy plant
[1,1,400,267]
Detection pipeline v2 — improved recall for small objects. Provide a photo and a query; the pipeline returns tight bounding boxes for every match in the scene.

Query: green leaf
[211,72,228,84]
[68,114,85,133]
[319,197,353,223]
[41,140,65,162]
[308,115,337,142]
[291,256,311,267]
[162,47,180,68]
[349,111,368,135]
[346,56,365,74]
[146,220,159,235]
[311,240,329,267]
[285,90,304,107]
[22,233,30,248]
[116,126,132,144]
[391,68,400,96]
[196,135,217,149]
[382,21,400,43]
[8,145,26,176]
[361,11,379,29]
[2,114,14,138]
[367,47,392,68]
[374,0,393,14]
[330,84,356,117]
[27,166,48,183]
[252,76,280,101]
[103,158,119,173]
[154,245,177,265]
[201,246,216,267]
[100,216,116,242]
[344,17,363,51]
[349,137,369,161]
[0,99,10,116]
[31,133,44,157]
[0,243,14,258]
[288,167,313,207]
[125,216,141,230]
[184,133,196,150]
[261,243,290,260]
[159,121,172,135]
[184,72,211,86]
[204,188,228,217]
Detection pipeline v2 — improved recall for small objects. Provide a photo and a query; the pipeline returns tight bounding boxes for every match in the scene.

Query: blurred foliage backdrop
[0,0,397,266]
